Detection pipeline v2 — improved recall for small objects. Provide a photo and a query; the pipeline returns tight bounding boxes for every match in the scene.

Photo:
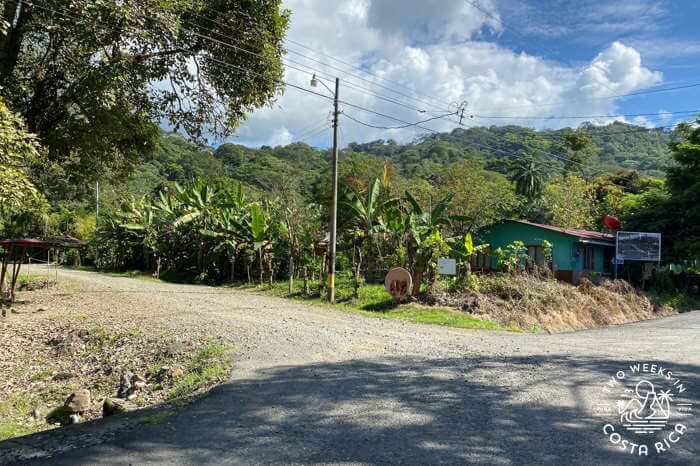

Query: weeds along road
[6,268,700,465]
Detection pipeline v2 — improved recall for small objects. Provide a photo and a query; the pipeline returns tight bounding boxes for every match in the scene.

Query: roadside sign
[385,267,412,302]
[437,258,457,276]
[616,232,661,262]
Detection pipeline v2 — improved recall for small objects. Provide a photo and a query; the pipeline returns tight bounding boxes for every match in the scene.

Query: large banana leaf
[249,203,267,242]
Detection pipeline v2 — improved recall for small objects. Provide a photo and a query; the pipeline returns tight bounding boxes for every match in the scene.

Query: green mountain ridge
[115,121,677,205]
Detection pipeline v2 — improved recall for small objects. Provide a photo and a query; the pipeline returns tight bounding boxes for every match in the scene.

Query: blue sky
[490,0,700,117]
[233,0,700,148]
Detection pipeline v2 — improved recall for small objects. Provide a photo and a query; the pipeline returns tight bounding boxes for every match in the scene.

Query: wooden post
[0,246,8,316]
[9,246,27,304]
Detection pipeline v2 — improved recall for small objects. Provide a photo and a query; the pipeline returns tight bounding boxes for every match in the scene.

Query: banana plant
[447,232,489,279]
[200,207,247,283]
[341,178,399,294]
[245,202,275,286]
[402,190,455,295]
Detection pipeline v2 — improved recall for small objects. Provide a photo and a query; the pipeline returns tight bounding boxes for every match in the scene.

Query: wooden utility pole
[95,180,100,227]
[327,77,340,303]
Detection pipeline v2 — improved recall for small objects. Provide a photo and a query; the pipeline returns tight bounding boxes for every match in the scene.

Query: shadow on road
[6,354,699,465]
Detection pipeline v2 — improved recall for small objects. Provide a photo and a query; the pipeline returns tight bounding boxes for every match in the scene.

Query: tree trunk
[258,250,264,285]
[411,266,424,296]
[267,255,273,287]
[303,266,310,296]
[246,261,251,284]
[229,254,236,284]
[0,2,30,86]
[353,246,363,299]
[288,255,294,294]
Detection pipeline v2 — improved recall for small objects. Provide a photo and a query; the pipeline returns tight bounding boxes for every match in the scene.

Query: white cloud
[578,41,662,97]
[233,0,664,147]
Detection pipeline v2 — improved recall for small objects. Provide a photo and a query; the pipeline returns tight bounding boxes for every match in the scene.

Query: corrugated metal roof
[0,235,85,248]
[507,220,615,243]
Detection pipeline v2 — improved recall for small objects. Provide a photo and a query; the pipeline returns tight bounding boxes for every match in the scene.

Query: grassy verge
[234,275,520,332]
[94,269,519,332]
[167,343,231,401]
[647,289,700,311]
[0,394,42,441]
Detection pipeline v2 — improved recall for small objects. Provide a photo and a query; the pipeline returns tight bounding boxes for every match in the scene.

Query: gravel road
[4,268,699,465]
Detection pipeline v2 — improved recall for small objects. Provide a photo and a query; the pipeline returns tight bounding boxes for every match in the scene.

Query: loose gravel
[1,267,698,465]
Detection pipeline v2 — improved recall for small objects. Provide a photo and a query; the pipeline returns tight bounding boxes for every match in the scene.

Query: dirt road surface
[2,268,698,465]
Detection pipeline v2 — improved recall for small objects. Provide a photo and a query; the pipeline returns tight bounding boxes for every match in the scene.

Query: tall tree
[508,154,547,200]
[561,128,598,174]
[0,0,288,188]
[542,175,597,230]
[665,119,700,259]
[0,97,48,235]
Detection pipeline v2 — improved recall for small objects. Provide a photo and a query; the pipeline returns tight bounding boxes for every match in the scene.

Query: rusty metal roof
[0,235,85,249]
[507,220,615,243]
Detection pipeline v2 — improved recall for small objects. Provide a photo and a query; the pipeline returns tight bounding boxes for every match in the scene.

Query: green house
[476,220,615,283]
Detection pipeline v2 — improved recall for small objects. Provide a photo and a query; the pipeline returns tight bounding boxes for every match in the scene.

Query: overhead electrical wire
[342,111,460,130]
[188,5,455,109]
[293,120,332,143]
[292,115,332,139]
[26,0,444,116]
[472,109,700,120]
[25,0,691,172]
[182,18,700,129]
[184,29,434,115]
[28,0,700,126]
[293,124,331,145]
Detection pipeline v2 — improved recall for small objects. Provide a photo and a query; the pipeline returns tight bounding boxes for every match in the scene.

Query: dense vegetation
[1,0,698,305]
[1,0,288,192]
[40,121,700,293]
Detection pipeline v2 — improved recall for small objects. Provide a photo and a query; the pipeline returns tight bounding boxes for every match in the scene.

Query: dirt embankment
[0,286,230,443]
[428,275,672,333]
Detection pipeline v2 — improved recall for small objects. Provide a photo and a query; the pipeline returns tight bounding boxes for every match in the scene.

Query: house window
[470,252,491,271]
[526,245,545,267]
[583,246,595,271]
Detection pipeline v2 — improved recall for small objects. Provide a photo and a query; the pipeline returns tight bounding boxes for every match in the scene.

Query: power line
[31,0,698,129]
[472,82,700,113]
[24,0,674,172]
[189,5,455,109]
[294,122,331,143]
[183,10,450,113]
[292,115,332,140]
[343,111,459,130]
[182,21,445,115]
[472,109,700,120]
[29,0,446,117]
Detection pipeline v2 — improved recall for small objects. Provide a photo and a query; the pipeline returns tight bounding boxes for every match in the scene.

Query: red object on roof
[603,215,622,231]
[508,220,615,243]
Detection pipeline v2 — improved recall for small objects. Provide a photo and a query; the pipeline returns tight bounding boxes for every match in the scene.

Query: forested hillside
[347,122,675,179]
[118,121,674,203]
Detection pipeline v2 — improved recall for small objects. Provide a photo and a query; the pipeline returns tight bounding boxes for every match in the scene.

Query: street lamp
[311,74,340,303]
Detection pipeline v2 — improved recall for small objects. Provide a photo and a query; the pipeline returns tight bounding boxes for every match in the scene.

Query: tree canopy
[0,97,44,207]
[0,0,289,184]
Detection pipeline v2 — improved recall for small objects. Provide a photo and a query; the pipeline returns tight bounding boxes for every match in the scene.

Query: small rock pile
[56,364,188,424]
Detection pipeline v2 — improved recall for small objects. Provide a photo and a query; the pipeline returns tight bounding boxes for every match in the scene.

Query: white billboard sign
[437,258,457,275]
